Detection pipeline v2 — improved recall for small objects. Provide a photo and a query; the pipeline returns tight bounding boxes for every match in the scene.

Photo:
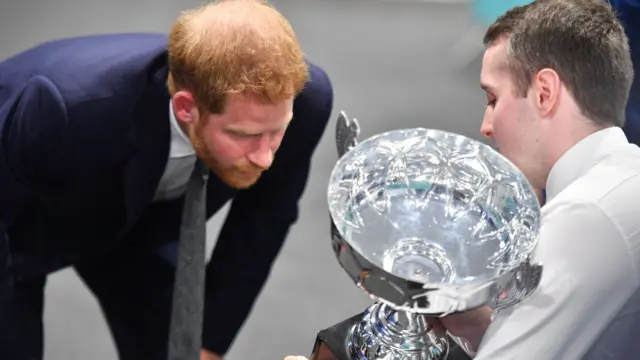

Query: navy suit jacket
[0,33,332,354]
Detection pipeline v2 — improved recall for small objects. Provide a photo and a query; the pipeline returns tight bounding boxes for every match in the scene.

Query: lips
[238,169,260,178]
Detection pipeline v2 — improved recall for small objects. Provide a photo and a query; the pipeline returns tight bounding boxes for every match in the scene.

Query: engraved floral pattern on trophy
[329,128,540,296]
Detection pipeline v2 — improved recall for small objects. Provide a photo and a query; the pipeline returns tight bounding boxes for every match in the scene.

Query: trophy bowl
[323,112,543,360]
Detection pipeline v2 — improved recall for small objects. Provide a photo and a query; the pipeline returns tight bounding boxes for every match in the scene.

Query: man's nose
[480,119,493,139]
[248,136,274,169]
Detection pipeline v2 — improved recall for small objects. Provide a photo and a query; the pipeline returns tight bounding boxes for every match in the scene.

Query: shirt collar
[546,126,629,201]
[168,101,196,158]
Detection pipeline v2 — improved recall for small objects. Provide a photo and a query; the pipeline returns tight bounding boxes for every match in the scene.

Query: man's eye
[487,99,497,107]
[232,132,259,138]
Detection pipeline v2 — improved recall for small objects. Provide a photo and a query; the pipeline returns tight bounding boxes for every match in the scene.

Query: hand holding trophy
[294,111,543,360]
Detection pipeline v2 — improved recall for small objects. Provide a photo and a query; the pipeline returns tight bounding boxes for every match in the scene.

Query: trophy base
[310,303,473,360]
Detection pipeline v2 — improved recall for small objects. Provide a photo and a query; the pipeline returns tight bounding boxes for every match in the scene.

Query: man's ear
[534,68,561,118]
[172,91,198,124]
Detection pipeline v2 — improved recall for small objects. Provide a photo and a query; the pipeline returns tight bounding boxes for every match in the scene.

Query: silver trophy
[311,111,543,360]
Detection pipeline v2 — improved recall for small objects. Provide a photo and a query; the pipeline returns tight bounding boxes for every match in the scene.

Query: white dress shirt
[153,103,197,202]
[474,127,640,360]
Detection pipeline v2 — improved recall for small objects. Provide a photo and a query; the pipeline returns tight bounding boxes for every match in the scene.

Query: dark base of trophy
[310,312,360,360]
[309,303,472,360]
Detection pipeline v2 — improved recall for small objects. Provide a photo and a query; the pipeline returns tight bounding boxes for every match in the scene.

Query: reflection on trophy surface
[311,111,544,360]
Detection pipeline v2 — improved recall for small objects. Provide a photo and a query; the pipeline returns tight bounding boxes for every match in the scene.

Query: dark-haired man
[435,1,640,359]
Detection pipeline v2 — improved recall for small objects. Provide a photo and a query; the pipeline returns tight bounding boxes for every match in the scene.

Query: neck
[542,116,608,188]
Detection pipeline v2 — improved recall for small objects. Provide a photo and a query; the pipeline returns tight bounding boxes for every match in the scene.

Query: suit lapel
[120,66,171,238]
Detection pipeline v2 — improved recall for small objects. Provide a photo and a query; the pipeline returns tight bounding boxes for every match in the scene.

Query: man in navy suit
[0,1,332,360]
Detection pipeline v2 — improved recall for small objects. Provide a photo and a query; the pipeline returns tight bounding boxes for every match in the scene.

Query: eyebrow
[481,83,497,93]
[226,118,293,135]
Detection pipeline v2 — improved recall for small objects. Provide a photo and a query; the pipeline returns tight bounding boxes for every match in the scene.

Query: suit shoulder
[11,33,168,55]
[274,61,333,162]
[304,61,333,101]
[0,33,169,111]
[0,33,169,93]
[292,60,333,129]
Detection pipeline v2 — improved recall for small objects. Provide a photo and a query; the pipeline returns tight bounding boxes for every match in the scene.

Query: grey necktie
[168,160,209,360]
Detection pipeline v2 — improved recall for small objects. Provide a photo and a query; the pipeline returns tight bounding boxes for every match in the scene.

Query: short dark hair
[483,0,633,127]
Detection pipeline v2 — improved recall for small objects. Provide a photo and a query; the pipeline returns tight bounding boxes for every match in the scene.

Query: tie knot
[194,160,209,180]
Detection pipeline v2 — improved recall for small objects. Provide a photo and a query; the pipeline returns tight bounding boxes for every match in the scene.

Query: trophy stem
[348,302,449,360]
